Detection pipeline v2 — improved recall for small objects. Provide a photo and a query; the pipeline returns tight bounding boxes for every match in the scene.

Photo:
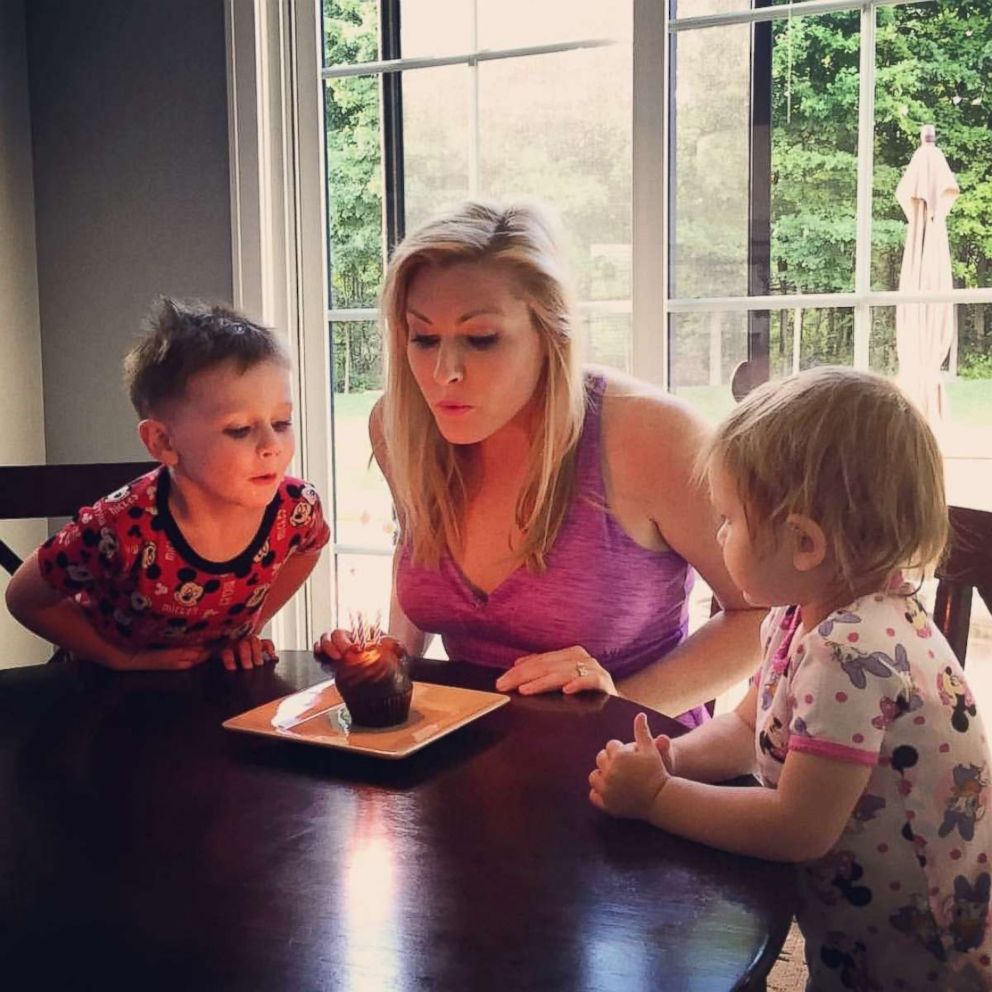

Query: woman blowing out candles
[315,200,763,725]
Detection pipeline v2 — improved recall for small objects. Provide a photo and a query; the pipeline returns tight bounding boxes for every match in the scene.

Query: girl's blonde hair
[703,366,948,593]
[380,200,585,569]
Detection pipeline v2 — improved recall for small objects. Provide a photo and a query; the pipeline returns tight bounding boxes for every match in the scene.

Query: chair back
[933,505,992,667]
[0,461,156,575]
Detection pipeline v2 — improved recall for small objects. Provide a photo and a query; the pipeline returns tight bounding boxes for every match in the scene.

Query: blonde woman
[316,200,763,724]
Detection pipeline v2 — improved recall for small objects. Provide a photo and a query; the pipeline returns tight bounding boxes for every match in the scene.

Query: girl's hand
[654,733,676,775]
[494,646,617,696]
[219,635,278,671]
[115,646,212,671]
[588,712,670,819]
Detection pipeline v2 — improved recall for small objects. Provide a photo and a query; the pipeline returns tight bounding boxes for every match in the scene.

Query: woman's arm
[619,610,763,715]
[604,378,765,714]
[494,375,763,705]
[664,681,760,782]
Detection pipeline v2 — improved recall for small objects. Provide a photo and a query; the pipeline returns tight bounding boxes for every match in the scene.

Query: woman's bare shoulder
[593,365,711,454]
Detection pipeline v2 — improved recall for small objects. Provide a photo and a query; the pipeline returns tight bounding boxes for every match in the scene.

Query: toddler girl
[589,367,990,990]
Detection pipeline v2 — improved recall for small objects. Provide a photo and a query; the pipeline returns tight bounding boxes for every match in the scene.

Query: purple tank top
[396,374,708,727]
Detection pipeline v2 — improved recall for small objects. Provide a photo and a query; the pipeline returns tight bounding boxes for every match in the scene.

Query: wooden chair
[0,461,155,575]
[933,505,992,668]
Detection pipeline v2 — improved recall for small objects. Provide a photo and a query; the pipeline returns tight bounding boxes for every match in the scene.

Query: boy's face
[155,359,295,511]
[708,460,798,609]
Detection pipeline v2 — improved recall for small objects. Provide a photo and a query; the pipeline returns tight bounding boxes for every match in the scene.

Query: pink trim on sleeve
[789,736,879,766]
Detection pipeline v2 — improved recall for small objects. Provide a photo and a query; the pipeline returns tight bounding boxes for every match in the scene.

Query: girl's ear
[138,418,178,466]
[786,513,828,572]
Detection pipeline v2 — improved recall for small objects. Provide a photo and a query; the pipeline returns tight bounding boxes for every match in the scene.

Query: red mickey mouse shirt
[37,466,330,652]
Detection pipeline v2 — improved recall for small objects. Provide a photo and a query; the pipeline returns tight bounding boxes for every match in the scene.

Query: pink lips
[435,401,473,416]
[251,473,277,485]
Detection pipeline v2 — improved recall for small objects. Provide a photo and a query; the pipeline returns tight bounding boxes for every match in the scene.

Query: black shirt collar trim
[154,467,282,575]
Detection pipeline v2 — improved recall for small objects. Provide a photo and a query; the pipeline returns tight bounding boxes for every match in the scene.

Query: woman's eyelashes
[409,332,500,351]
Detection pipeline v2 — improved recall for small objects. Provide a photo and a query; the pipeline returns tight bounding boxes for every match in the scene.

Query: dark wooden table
[0,651,795,991]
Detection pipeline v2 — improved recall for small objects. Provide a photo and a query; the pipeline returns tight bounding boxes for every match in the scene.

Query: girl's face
[159,359,295,512]
[709,460,798,609]
[404,261,546,446]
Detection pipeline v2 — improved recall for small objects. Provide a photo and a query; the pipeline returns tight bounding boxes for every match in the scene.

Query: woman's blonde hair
[379,200,585,570]
[703,366,948,594]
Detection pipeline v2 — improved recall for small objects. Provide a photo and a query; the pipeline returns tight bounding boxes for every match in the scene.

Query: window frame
[227,0,992,642]
[225,0,334,644]
[229,2,649,639]
[665,0,992,372]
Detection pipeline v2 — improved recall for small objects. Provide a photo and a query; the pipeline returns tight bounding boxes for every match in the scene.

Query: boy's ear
[786,513,828,573]
[138,418,178,466]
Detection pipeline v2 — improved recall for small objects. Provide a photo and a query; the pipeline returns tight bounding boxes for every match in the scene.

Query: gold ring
[576,662,588,678]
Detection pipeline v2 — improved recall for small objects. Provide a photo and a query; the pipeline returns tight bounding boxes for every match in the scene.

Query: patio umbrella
[895,125,960,423]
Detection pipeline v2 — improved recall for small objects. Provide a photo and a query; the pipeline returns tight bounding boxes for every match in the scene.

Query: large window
[668,0,992,408]
[319,0,636,624]
[227,1,990,642]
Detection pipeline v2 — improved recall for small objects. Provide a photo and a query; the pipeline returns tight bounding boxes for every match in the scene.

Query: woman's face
[404,260,546,446]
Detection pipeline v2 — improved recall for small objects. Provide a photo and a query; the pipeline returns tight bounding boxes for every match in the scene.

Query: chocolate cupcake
[335,634,412,728]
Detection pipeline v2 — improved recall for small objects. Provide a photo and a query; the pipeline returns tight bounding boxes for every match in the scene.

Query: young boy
[5,299,330,671]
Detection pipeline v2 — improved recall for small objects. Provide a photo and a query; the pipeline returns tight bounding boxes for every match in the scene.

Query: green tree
[324,0,383,392]
[771,2,992,375]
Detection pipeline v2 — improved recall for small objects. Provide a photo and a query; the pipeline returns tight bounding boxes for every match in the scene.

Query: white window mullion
[321,38,616,80]
[853,1,877,369]
[667,288,992,314]
[292,0,334,640]
[327,307,378,322]
[670,0,932,34]
[632,0,667,389]
[468,1,480,197]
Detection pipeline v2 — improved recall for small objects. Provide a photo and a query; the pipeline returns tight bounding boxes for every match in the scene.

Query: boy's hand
[219,635,278,671]
[588,713,670,820]
[117,646,212,671]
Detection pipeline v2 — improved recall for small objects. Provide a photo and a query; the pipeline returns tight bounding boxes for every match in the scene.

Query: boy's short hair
[704,366,948,592]
[123,298,289,418]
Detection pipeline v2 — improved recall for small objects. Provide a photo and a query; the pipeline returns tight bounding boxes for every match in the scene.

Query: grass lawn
[675,377,992,427]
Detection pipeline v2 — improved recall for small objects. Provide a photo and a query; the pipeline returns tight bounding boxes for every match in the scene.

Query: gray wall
[0,0,48,664]
[1,0,233,666]
[26,0,233,462]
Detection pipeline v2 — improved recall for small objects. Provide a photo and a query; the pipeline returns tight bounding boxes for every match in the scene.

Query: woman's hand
[494,646,617,696]
[218,635,278,671]
[313,628,354,661]
[588,713,670,819]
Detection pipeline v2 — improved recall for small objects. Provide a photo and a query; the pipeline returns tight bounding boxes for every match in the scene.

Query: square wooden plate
[222,678,509,759]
